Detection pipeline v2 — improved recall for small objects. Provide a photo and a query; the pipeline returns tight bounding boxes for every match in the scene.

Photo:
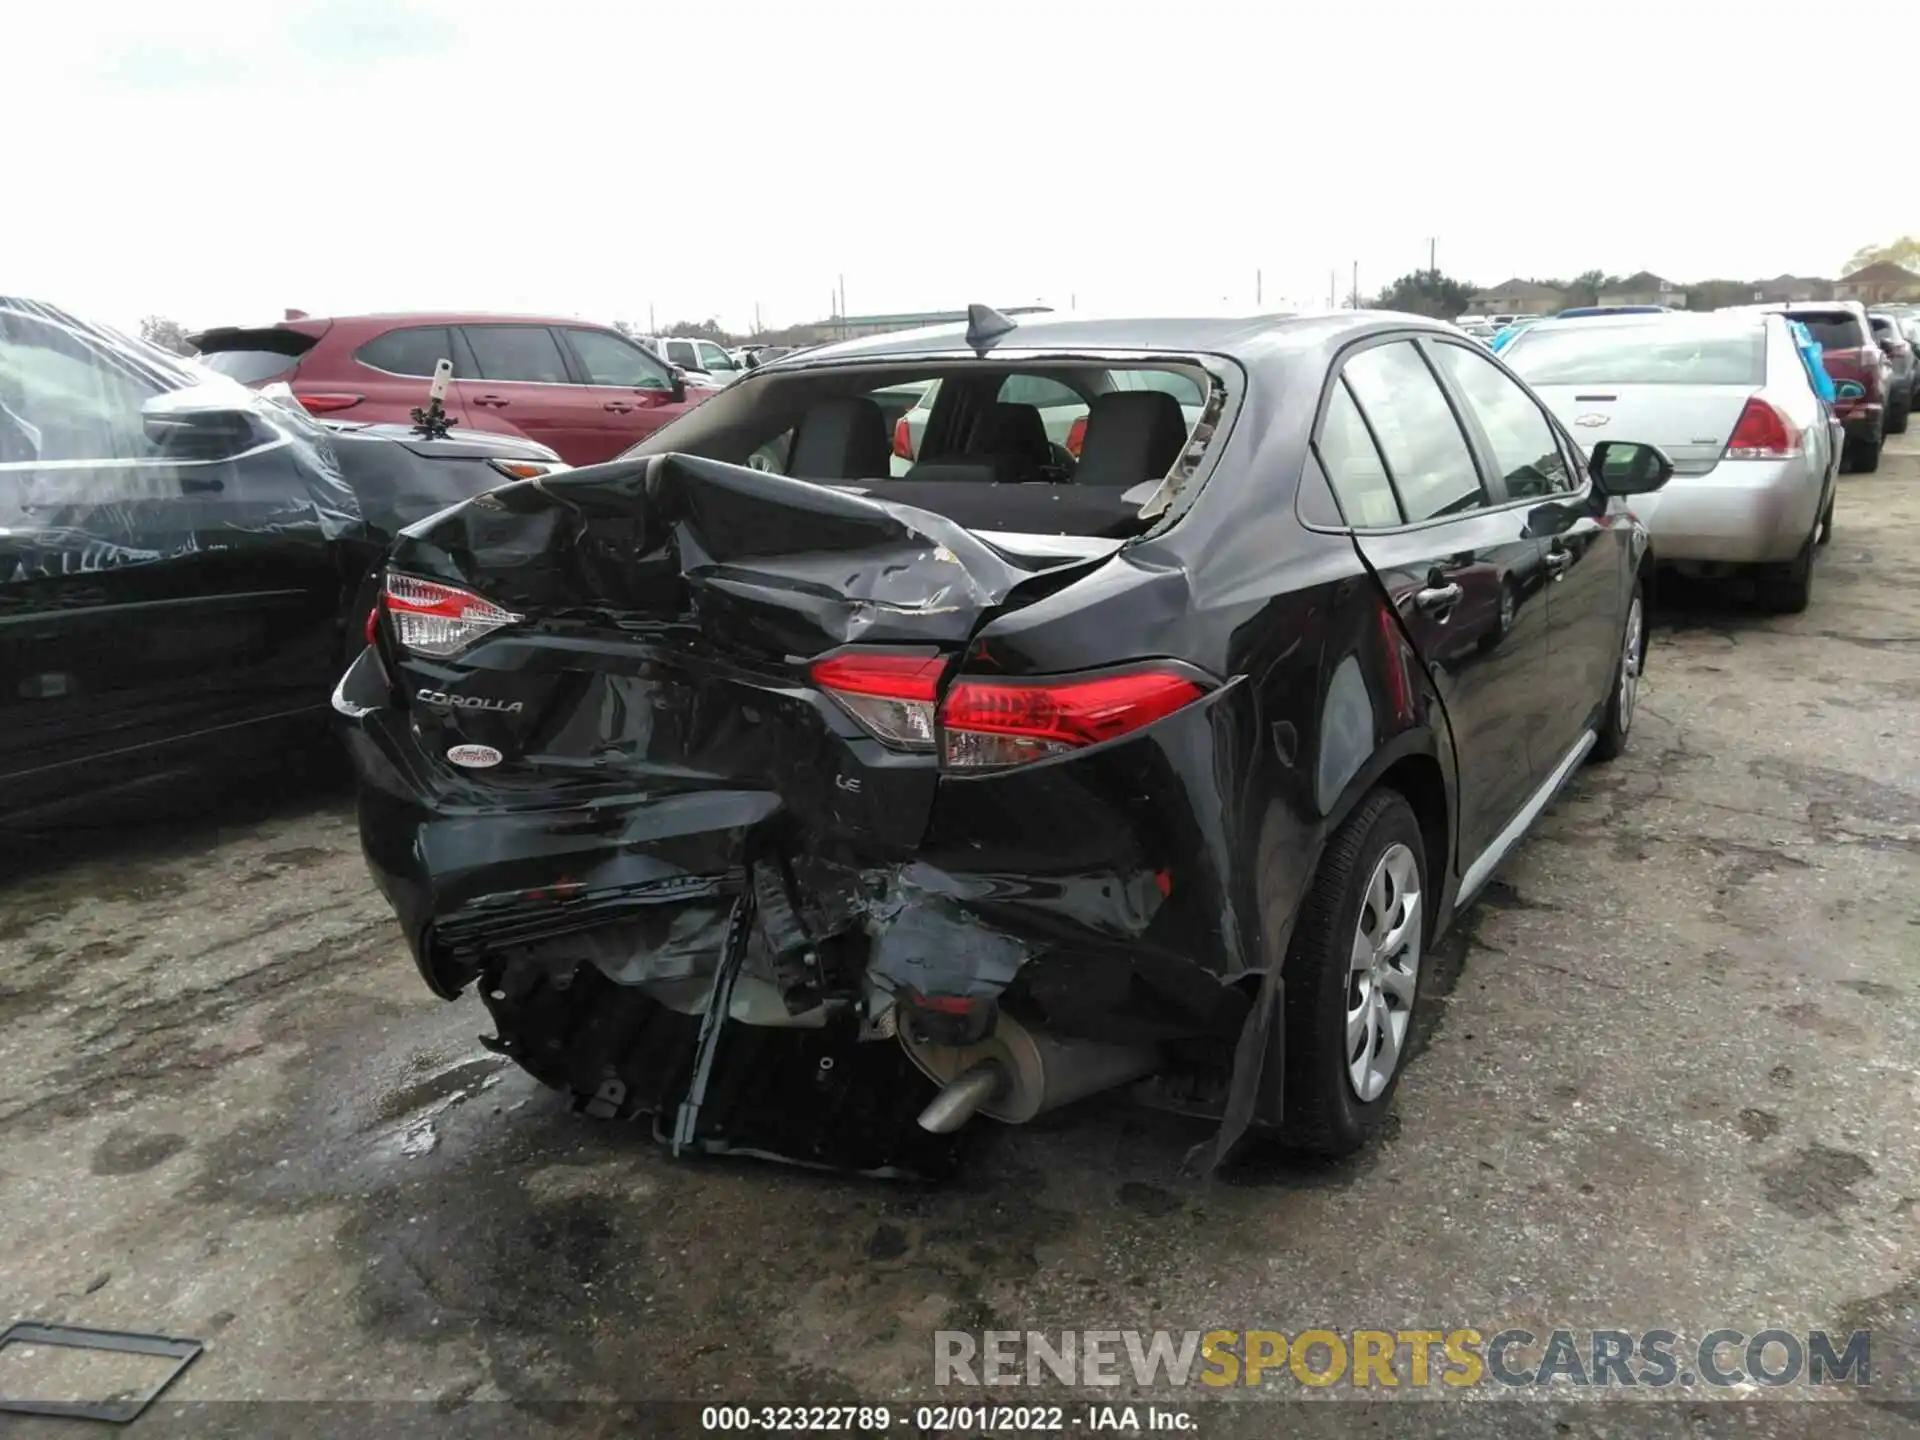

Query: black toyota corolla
[335,306,1673,1176]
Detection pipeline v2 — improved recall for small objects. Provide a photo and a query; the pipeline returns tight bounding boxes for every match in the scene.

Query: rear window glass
[1792,313,1866,349]
[358,326,454,377]
[1505,324,1766,385]
[194,329,316,383]
[196,348,302,383]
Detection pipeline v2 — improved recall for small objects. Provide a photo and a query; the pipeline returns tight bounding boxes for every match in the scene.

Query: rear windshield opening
[624,358,1226,540]
[192,329,318,384]
[1505,324,1767,386]
[1791,314,1866,351]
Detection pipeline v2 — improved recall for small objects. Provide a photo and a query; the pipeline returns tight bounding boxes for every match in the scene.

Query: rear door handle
[603,401,633,413]
[471,395,509,408]
[1414,583,1462,613]
[1545,548,1572,577]
[179,476,224,494]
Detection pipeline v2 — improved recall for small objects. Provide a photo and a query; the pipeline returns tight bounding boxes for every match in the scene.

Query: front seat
[1073,390,1190,487]
[966,402,1053,480]
[784,395,891,481]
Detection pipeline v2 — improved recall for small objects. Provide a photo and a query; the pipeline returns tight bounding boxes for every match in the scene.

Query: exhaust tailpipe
[905,1011,1156,1133]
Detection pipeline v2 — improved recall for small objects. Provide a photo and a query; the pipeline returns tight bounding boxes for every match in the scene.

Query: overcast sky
[11,0,1911,334]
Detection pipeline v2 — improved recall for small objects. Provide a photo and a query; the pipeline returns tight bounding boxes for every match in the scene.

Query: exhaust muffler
[901,1010,1157,1133]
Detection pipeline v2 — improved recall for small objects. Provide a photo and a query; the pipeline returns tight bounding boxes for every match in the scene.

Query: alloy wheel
[1345,842,1422,1102]
[1618,595,1644,734]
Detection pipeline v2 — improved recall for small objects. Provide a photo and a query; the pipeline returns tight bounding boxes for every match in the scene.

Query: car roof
[1517,310,1771,338]
[272,312,620,330]
[769,310,1457,369]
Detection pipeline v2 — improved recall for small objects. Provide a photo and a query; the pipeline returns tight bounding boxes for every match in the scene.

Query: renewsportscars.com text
[934,1328,1873,1390]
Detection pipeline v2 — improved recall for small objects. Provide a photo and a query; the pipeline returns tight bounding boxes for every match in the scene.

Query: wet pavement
[2,445,1919,1438]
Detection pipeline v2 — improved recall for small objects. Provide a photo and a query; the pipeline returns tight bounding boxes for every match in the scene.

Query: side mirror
[1589,440,1673,496]
[141,390,272,460]
[668,367,687,403]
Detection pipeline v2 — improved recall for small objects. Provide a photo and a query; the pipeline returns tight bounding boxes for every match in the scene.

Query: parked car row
[1500,308,1840,612]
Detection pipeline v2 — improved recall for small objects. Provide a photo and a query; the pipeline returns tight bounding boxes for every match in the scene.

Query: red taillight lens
[812,650,946,750]
[893,416,914,461]
[294,391,364,414]
[1724,398,1801,460]
[1065,414,1088,458]
[383,573,523,658]
[364,601,381,645]
[939,667,1208,769]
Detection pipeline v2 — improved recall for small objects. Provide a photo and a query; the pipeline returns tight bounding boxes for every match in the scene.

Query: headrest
[785,395,891,481]
[1074,390,1191,487]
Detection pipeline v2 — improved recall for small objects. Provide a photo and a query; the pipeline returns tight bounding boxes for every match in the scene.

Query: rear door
[557,326,691,462]
[1321,337,1552,866]
[1427,337,1622,761]
[453,325,599,462]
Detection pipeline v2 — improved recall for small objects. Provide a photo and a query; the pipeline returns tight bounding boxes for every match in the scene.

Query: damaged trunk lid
[374,452,1103,939]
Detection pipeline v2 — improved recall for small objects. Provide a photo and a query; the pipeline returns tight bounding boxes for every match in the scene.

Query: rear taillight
[1724,398,1802,460]
[294,391,363,414]
[939,668,1208,769]
[812,655,1211,768]
[364,601,381,645]
[1065,415,1088,458]
[383,574,522,658]
[892,416,914,461]
[811,650,945,750]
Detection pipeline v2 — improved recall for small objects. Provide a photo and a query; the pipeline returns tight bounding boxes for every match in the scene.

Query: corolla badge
[446,744,503,769]
[1574,413,1611,428]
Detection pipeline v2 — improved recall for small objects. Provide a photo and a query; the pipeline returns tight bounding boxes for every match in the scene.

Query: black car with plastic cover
[0,297,567,828]
[336,305,1674,1176]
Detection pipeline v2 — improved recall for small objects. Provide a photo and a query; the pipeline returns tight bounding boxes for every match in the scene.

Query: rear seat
[1073,390,1189,486]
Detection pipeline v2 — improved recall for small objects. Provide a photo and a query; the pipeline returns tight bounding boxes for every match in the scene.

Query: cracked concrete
[2,447,1918,1437]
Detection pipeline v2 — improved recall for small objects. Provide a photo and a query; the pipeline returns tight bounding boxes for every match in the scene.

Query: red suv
[191,313,718,465]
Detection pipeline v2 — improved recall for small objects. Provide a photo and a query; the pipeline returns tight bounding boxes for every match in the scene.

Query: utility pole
[1070,293,1076,310]
[837,274,846,335]
[1328,270,1336,309]
[754,301,762,335]
[1429,237,1436,277]
[1256,269,1263,306]
[1351,260,1359,309]
[649,302,656,333]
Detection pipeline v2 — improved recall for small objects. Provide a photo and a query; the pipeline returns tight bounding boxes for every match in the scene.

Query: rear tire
[1278,790,1427,1157]
[1817,489,1835,546]
[1590,582,1644,762]
[1888,399,1910,436]
[1757,533,1814,615]
[1845,433,1883,473]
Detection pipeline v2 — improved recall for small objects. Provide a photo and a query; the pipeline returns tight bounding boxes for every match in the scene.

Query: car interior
[638,361,1216,538]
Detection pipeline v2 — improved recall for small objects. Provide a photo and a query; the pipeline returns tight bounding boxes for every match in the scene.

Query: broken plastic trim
[1134,362,1231,522]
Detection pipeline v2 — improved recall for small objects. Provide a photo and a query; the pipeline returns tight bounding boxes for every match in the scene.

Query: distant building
[1599,271,1687,309]
[1465,279,1565,316]
[784,306,1054,345]
[1749,274,1831,304]
[1834,262,1920,306]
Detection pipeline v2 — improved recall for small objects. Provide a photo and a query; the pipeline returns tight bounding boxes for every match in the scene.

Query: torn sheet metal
[341,449,1276,1176]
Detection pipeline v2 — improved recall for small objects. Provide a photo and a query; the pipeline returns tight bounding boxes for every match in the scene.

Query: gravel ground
[2,443,1918,1439]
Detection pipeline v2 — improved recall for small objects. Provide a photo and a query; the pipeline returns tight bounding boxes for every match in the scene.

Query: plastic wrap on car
[0,296,363,586]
